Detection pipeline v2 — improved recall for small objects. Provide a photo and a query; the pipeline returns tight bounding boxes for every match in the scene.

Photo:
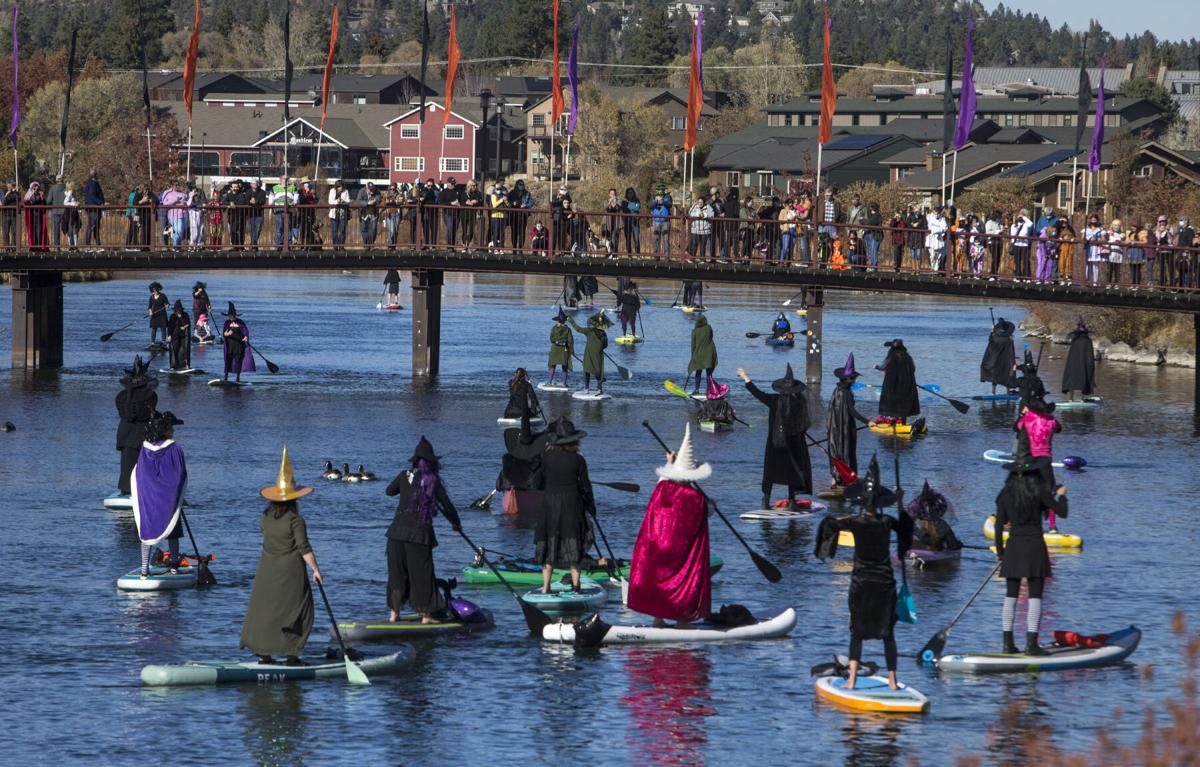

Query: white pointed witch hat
[656,423,712,482]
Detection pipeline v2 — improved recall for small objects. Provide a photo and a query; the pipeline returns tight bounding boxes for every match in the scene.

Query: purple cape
[132,440,188,544]
[223,318,257,373]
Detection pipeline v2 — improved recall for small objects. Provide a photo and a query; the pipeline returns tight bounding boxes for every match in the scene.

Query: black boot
[1025,632,1049,656]
[1002,631,1019,654]
[761,493,771,510]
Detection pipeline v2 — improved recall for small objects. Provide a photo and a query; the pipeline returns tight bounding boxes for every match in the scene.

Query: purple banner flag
[10,5,18,148]
[567,13,580,135]
[953,17,976,151]
[1088,62,1105,172]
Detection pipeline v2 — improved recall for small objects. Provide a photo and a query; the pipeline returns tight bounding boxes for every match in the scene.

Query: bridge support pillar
[411,269,443,377]
[804,288,824,385]
[1195,313,1199,410]
[10,271,63,369]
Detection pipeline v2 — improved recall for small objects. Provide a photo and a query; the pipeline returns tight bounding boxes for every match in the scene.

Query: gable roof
[158,101,395,148]
[898,144,1067,190]
[384,101,482,129]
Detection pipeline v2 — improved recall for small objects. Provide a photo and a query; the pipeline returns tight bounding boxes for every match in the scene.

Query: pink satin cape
[628,480,711,621]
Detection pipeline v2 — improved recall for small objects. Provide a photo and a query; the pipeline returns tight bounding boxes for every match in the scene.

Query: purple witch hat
[1075,315,1089,334]
[834,353,858,380]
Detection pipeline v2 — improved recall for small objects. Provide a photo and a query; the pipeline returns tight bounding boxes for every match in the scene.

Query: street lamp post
[478,88,492,183]
[494,95,506,179]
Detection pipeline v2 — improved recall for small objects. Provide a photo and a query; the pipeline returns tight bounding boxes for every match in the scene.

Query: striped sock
[1027,598,1042,634]
[1002,597,1017,632]
[140,543,152,573]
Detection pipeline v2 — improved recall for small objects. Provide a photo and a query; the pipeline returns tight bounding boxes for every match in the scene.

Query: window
[444,125,465,140]
[264,102,278,107]
[1063,114,1072,127]
[671,116,686,130]
[400,125,420,139]
[353,96,367,105]
[229,151,273,173]
[1057,180,1071,209]
[440,157,469,173]
[1018,114,1028,127]
[1005,114,1014,126]
[395,157,424,172]
[726,171,741,189]
[1134,165,1153,178]
[532,114,546,127]
[179,151,220,176]
[757,173,774,196]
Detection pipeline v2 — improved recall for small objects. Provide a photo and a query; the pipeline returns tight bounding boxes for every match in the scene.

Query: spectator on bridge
[1035,222,1061,284]
[327,180,350,248]
[159,182,188,249]
[509,180,534,252]
[925,205,948,272]
[846,193,867,267]
[778,199,798,263]
[125,185,140,247]
[83,169,104,249]
[297,179,318,246]
[794,192,812,265]
[757,196,781,262]
[224,179,250,249]
[1058,219,1077,284]
[1035,206,1059,236]
[1152,215,1174,287]
[530,220,549,253]
[270,176,297,249]
[604,189,623,253]
[551,186,571,254]
[419,178,439,247]
[817,186,841,263]
[1083,215,1105,287]
[687,194,714,261]
[1105,219,1124,287]
[46,176,66,250]
[186,181,205,249]
[864,202,883,271]
[984,211,1003,279]
[904,205,924,270]
[488,182,508,254]
[1009,209,1034,280]
[624,187,642,256]
[1177,215,1195,288]
[437,177,459,248]
[650,194,671,257]
[1126,223,1148,287]
[207,183,224,248]
[358,181,382,247]
[0,181,17,248]
[247,180,267,249]
[460,179,484,249]
[62,182,81,250]
[383,184,403,247]
[23,181,48,251]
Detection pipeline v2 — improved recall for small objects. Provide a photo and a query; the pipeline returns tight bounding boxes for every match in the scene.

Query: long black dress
[148,292,169,340]
[503,380,541,419]
[980,321,1016,387]
[533,447,595,567]
[168,308,191,370]
[115,383,157,493]
[878,347,920,419]
[1061,329,1095,395]
[745,381,812,495]
[995,480,1068,579]
[385,470,461,614]
[827,379,868,479]
[820,513,903,639]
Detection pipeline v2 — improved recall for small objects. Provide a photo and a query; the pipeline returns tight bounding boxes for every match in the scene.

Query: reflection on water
[622,648,714,765]
[838,714,905,767]
[240,684,311,767]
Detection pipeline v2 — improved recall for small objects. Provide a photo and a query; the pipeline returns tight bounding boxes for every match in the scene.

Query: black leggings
[850,631,898,672]
[692,368,713,390]
[1006,576,1044,599]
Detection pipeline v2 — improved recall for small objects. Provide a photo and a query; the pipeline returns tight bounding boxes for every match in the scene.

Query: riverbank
[2,271,112,283]
[1022,304,1196,369]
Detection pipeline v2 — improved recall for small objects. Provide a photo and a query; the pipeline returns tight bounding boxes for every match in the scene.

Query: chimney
[925,152,942,173]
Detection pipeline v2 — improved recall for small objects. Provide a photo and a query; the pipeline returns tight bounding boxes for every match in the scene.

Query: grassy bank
[3,271,113,283]
[1023,303,1195,367]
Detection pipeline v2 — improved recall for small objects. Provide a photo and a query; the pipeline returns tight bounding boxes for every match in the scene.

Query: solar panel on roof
[823,134,891,151]
[998,148,1076,177]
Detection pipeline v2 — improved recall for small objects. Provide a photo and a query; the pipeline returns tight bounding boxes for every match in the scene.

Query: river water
[1,270,1197,766]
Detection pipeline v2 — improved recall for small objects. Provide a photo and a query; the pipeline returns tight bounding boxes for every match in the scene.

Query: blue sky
[1000,0,1183,40]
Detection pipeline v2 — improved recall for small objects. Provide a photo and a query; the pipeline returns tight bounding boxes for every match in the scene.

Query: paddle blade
[663,381,689,398]
[896,582,918,624]
[751,549,783,583]
[520,598,553,637]
[949,398,970,415]
[599,481,640,493]
[99,332,115,342]
[917,629,949,665]
[196,560,217,587]
[266,360,280,374]
[619,366,633,381]
[744,332,762,339]
[469,491,495,510]
[344,657,372,685]
[572,613,611,649]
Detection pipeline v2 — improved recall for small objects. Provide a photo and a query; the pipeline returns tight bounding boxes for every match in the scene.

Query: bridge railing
[4,202,1199,293]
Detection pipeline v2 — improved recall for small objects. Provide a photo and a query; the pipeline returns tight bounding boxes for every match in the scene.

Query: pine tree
[624,5,677,84]
[95,0,175,69]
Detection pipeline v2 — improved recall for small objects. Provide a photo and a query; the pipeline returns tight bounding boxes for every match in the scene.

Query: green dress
[689,315,718,373]
[549,323,574,369]
[568,318,607,378]
[240,508,315,657]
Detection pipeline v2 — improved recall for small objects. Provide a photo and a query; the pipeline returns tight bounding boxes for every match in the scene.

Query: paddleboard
[982,449,1066,469]
[463,555,724,586]
[983,515,1083,548]
[117,564,197,591]
[141,647,416,686]
[544,607,796,646]
[497,415,546,426]
[615,335,643,345]
[765,336,794,348]
[1054,398,1101,410]
[193,338,215,345]
[160,368,203,375]
[572,391,611,401]
[335,611,495,641]
[679,306,705,314]
[377,304,404,311]
[868,418,927,438]
[938,626,1140,674]
[537,382,571,393]
[103,493,133,511]
[740,501,827,520]
[815,675,929,714]
[973,393,1021,402]
[521,580,607,614]
[207,379,252,387]
[699,420,732,433]
[145,344,168,352]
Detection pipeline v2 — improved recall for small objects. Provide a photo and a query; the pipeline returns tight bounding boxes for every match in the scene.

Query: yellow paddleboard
[983,515,1083,548]
[838,530,855,548]
[615,335,643,345]
[868,420,927,439]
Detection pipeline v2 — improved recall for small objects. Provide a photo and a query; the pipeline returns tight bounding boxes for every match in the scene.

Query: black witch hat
[149,282,163,292]
[410,435,440,464]
[553,306,568,323]
[772,363,805,394]
[226,301,238,318]
[172,299,185,313]
[993,318,1015,337]
[120,354,157,388]
[845,454,897,508]
[884,338,906,351]
[548,417,587,445]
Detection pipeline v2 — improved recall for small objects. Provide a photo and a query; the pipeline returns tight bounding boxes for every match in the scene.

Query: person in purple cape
[222,301,256,382]
[132,411,187,577]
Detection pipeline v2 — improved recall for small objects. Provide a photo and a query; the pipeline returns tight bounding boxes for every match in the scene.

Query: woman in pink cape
[628,424,711,628]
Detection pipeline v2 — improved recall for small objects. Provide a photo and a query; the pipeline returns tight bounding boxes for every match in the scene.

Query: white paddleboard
[1054,397,1101,410]
[537,383,571,393]
[572,392,611,401]
[497,416,545,426]
[982,449,1065,468]
[160,368,202,375]
[740,502,826,520]
[117,565,197,592]
[103,493,133,511]
[207,379,252,388]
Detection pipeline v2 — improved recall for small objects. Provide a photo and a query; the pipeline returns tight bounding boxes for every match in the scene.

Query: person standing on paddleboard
[815,455,913,690]
[497,416,552,516]
[503,368,542,420]
[569,311,612,395]
[628,424,712,629]
[147,282,170,346]
[241,448,324,667]
[1014,394,1063,530]
[995,451,1068,656]
[385,437,462,624]
[383,269,402,307]
[167,300,191,372]
[689,314,718,394]
[614,279,641,338]
[532,419,596,595]
[980,317,1016,395]
[547,308,574,387]
[738,364,813,510]
[132,412,187,576]
[191,281,213,338]
[1061,316,1096,402]
[876,339,919,426]
[222,302,256,383]
[827,354,869,492]
[115,355,158,497]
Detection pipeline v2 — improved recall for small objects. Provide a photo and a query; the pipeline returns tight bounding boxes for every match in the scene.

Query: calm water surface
[1,270,1197,766]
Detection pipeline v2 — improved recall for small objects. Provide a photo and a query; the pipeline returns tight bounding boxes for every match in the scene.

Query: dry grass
[1025,304,1195,353]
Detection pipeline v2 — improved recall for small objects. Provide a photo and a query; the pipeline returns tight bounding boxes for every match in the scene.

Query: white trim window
[726,171,741,188]
[395,157,425,172]
[400,125,420,139]
[671,116,686,130]
[1134,165,1153,178]
[444,125,465,140]
[1057,180,1071,209]
[440,157,469,173]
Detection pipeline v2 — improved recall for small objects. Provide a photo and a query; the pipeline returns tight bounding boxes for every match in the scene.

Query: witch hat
[706,376,730,400]
[260,446,314,501]
[1074,315,1089,334]
[884,338,906,350]
[906,479,952,521]
[656,423,712,481]
[553,306,568,323]
[227,302,238,318]
[772,363,805,394]
[549,417,587,445]
[845,454,897,508]
[149,282,162,292]
[120,354,157,387]
[834,353,858,380]
[410,435,440,464]
[173,299,184,313]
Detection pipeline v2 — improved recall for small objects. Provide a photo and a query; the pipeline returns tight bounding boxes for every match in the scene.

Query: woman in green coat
[548,307,574,387]
[569,311,611,393]
[240,448,323,666]
[689,314,718,394]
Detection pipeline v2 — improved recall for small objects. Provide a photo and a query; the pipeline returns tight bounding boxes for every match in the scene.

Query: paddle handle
[950,560,1003,628]
[316,579,351,657]
[458,528,519,600]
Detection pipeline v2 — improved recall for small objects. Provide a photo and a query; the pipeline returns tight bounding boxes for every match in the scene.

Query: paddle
[314,579,371,685]
[744,332,769,339]
[781,290,806,306]
[457,528,551,636]
[602,351,633,380]
[179,509,216,586]
[916,560,1003,664]
[918,384,970,414]
[669,285,684,308]
[101,307,165,343]
[804,432,858,486]
[594,481,640,493]
[469,489,497,510]
[643,421,782,583]
[245,341,280,374]
[587,510,623,584]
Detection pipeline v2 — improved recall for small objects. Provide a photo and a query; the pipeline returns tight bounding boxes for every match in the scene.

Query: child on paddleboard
[1014,395,1062,531]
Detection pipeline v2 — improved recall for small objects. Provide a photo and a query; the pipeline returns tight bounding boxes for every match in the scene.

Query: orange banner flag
[550,0,564,125]
[684,15,702,152]
[442,6,460,127]
[320,6,339,129]
[818,7,836,145]
[182,0,200,125]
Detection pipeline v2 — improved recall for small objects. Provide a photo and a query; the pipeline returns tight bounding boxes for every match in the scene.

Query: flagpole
[1069,155,1078,221]
[949,150,958,206]
[549,125,555,189]
[564,134,571,190]
[186,126,193,184]
[940,154,946,206]
[146,124,154,187]
[814,142,823,203]
[13,146,18,192]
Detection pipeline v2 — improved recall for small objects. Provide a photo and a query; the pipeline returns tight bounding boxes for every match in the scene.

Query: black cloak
[745,381,812,492]
[980,320,1016,386]
[1061,329,1095,395]
[878,344,920,419]
[827,380,868,478]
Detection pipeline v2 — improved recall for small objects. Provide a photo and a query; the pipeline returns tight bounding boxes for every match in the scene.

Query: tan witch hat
[261,446,314,501]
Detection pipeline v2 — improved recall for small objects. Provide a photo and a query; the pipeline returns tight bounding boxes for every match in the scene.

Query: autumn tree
[836,61,920,99]
[956,176,1036,220]
[568,84,674,207]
